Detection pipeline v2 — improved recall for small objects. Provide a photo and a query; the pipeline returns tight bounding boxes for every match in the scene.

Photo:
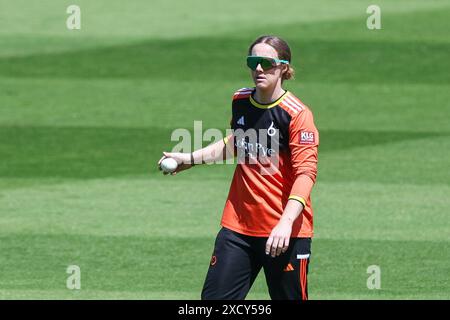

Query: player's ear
[281,65,288,79]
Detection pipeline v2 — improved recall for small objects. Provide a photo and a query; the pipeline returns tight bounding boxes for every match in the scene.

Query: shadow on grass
[0,233,448,298]
[1,36,449,84]
[0,125,447,178]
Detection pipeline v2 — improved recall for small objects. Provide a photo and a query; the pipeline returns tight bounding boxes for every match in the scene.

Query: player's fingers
[276,239,284,256]
[282,237,290,253]
[158,154,167,166]
[265,236,274,255]
[173,164,184,173]
[271,237,279,257]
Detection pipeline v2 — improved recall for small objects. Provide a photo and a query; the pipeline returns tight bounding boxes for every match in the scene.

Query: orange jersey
[221,87,319,238]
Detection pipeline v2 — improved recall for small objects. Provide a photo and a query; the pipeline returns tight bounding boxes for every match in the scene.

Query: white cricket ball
[160,157,178,173]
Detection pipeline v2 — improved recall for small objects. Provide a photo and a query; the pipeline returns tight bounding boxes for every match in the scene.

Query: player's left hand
[265,220,293,257]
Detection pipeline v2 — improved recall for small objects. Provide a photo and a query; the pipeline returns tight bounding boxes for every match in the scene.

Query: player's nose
[255,63,264,72]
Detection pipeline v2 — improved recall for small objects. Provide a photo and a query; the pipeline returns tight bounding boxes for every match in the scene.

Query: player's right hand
[158,152,193,175]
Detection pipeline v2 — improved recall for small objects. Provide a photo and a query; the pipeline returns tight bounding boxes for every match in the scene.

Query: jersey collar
[249,89,289,109]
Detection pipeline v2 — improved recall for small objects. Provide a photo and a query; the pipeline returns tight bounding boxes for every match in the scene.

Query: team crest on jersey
[299,131,315,145]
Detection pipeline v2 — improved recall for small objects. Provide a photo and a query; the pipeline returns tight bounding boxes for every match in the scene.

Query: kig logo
[300,131,315,144]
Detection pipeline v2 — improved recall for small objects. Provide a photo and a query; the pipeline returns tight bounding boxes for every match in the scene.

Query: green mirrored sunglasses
[246,56,289,71]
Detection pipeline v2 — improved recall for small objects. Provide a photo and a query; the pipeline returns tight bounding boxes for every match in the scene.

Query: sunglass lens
[247,57,259,70]
[260,58,274,70]
[247,57,277,70]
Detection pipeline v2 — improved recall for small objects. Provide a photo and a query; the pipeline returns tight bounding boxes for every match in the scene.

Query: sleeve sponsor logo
[299,131,315,145]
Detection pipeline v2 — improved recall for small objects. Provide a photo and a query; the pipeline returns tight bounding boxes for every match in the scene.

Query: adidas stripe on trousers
[201,227,311,300]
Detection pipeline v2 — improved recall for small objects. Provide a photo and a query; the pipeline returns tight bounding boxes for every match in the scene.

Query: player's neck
[254,85,285,104]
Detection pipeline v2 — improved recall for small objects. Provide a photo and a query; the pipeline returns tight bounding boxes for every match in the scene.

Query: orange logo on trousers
[283,263,294,271]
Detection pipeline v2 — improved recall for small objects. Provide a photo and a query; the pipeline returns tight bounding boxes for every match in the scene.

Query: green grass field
[1,0,449,299]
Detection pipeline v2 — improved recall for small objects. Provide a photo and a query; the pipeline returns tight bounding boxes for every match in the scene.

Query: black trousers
[201,227,311,300]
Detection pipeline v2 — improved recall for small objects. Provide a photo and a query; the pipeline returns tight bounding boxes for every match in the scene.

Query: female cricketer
[158,35,319,300]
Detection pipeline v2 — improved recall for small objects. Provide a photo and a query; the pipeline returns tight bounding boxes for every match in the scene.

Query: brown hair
[248,35,295,82]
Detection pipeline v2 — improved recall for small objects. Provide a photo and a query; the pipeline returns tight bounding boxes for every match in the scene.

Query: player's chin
[254,79,270,90]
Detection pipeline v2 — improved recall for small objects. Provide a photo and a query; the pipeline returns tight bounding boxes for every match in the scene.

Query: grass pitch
[0,0,449,299]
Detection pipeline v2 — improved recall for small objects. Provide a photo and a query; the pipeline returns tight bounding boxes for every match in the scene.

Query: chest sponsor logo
[235,137,276,158]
